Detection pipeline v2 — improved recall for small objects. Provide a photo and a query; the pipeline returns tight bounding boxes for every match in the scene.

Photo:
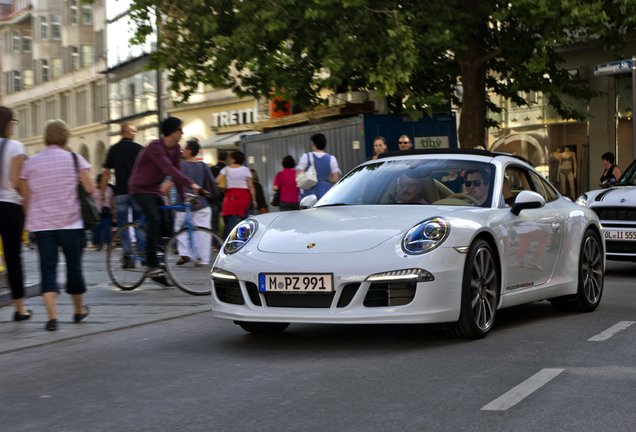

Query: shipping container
[241,113,457,207]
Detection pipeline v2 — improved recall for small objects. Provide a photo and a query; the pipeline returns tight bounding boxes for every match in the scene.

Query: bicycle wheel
[107,222,148,290]
[164,226,222,295]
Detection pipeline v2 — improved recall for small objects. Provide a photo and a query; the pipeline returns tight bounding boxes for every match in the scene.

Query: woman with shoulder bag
[18,120,93,331]
[92,173,115,251]
[0,107,30,321]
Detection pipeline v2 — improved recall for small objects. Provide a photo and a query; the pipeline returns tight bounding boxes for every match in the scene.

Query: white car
[211,149,605,338]
[576,158,636,261]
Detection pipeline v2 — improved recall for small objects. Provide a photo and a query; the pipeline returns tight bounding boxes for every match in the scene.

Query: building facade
[0,0,108,172]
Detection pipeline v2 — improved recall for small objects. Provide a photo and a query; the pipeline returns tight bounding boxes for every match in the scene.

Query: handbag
[296,152,318,190]
[72,153,101,229]
[270,172,281,207]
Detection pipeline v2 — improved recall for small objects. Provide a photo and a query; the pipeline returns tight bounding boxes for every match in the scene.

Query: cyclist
[129,117,204,287]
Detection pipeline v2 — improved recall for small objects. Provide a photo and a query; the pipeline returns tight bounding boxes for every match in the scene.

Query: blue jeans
[92,215,112,246]
[36,229,87,295]
[115,194,146,253]
[223,215,242,237]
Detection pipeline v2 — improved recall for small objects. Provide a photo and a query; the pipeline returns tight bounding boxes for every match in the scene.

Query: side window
[503,166,533,206]
[529,171,558,202]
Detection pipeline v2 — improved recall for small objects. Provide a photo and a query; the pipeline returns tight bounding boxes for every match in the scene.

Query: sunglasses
[399,141,410,144]
[465,180,484,187]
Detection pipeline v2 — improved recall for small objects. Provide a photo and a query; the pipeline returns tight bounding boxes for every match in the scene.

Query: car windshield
[317,158,496,207]
[617,159,636,186]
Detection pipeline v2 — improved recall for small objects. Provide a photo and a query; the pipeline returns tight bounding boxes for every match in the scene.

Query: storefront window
[487,90,589,199]
[616,76,633,170]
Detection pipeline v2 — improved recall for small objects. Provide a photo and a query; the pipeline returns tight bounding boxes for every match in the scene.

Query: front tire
[550,229,603,312]
[448,239,499,339]
[235,321,290,334]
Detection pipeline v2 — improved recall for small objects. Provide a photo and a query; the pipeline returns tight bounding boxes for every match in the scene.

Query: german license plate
[604,230,636,241]
[259,274,333,292]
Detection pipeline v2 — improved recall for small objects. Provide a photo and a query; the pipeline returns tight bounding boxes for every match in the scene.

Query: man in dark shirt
[100,123,144,266]
[210,150,227,240]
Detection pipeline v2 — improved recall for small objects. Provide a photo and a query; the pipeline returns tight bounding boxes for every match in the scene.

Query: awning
[200,131,261,149]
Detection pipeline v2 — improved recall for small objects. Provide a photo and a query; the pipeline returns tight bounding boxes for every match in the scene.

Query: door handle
[551,221,561,233]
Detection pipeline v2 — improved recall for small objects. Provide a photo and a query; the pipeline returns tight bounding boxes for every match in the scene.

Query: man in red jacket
[129,117,203,284]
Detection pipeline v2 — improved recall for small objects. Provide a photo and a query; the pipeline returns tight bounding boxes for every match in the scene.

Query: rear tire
[448,239,499,339]
[235,321,290,334]
[550,229,603,312]
[107,223,147,290]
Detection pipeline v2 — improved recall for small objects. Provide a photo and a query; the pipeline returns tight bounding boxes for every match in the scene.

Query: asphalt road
[1,261,636,432]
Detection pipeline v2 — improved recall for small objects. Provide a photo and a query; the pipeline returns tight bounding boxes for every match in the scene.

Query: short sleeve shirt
[0,139,27,205]
[20,146,92,231]
[296,152,341,174]
[220,166,252,189]
[103,138,143,195]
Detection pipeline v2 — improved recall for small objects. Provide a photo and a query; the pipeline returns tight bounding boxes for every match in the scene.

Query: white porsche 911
[576,158,636,262]
[211,149,604,338]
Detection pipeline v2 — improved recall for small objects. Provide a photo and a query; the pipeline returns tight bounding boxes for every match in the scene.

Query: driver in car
[465,168,490,205]
[397,173,428,204]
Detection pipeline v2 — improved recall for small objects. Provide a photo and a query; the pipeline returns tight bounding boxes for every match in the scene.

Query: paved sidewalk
[0,247,211,354]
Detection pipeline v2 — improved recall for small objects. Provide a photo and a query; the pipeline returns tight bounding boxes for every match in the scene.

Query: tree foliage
[129,0,636,147]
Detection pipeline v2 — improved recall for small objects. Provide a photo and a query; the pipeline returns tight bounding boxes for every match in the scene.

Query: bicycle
[106,194,224,295]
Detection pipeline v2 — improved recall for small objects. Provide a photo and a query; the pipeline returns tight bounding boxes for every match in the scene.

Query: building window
[22,36,31,53]
[51,16,61,39]
[76,90,87,126]
[13,71,20,92]
[23,70,34,89]
[40,16,48,39]
[71,46,79,71]
[41,59,49,83]
[81,4,92,25]
[82,45,93,67]
[70,0,78,25]
[12,31,20,52]
[52,58,63,78]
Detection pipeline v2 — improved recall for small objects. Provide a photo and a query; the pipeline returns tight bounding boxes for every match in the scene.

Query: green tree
[129,0,636,148]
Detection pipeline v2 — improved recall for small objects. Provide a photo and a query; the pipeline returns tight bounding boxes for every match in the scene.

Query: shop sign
[212,108,258,127]
[415,136,449,149]
[594,60,632,76]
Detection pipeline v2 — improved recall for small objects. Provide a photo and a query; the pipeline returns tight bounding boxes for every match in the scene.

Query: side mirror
[510,190,545,216]
[601,178,616,189]
[299,194,318,209]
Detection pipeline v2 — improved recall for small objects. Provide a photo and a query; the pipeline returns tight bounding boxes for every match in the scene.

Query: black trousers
[0,202,25,299]
[132,193,170,269]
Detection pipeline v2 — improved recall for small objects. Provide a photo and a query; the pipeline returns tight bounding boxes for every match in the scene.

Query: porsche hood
[256,206,463,254]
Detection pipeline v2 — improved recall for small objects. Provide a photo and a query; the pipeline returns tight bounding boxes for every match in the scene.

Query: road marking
[481,368,564,411]
[588,321,636,342]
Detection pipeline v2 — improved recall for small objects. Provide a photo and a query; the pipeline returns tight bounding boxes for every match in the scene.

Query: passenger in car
[396,173,428,204]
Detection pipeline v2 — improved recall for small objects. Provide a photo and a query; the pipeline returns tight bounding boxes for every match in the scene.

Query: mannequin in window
[549,148,562,184]
[557,147,576,197]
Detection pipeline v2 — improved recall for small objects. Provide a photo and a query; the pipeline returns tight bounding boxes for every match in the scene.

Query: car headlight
[402,218,450,255]
[575,193,588,206]
[224,219,258,255]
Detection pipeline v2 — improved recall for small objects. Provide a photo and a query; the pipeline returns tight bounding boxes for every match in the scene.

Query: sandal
[176,256,191,265]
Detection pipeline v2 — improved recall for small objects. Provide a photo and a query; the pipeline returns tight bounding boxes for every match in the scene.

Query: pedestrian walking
[296,133,341,201]
[92,173,115,251]
[0,107,30,321]
[210,150,227,238]
[215,151,257,236]
[18,120,92,331]
[99,122,145,268]
[162,140,217,266]
[129,117,203,287]
[272,155,300,211]
[250,169,268,214]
